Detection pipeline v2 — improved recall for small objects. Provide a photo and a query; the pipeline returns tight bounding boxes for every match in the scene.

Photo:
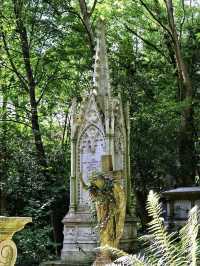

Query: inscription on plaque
[79,125,105,205]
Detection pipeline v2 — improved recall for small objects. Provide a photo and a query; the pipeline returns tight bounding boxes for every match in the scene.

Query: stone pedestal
[0,216,32,266]
[61,210,97,265]
[60,213,137,266]
[41,214,137,266]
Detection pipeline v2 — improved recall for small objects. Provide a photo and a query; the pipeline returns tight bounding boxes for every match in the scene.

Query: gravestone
[162,187,200,230]
[61,20,137,265]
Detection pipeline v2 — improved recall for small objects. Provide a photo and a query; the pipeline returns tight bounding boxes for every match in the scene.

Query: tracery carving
[114,125,124,172]
[78,124,106,206]
[79,125,105,154]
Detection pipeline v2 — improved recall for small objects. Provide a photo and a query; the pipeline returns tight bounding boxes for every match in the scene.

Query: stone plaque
[174,200,191,219]
[79,125,105,205]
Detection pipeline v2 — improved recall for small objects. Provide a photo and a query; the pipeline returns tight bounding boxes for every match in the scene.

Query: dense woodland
[0,0,200,265]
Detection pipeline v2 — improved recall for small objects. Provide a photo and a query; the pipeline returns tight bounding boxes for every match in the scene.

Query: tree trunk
[140,0,196,186]
[165,0,195,185]
[0,90,8,215]
[79,0,95,53]
[13,0,47,168]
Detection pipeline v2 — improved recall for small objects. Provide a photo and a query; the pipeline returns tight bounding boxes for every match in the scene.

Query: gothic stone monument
[61,20,137,265]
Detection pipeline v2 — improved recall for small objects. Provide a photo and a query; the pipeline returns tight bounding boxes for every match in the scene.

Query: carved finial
[93,18,111,97]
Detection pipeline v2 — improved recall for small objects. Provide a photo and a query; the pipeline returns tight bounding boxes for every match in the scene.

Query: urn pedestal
[0,216,32,266]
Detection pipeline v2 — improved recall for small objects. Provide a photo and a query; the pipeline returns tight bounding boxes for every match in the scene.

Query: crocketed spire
[93,19,111,97]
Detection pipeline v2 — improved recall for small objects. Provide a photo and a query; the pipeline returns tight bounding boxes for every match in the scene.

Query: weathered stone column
[0,216,32,266]
[69,138,77,212]
[126,101,132,212]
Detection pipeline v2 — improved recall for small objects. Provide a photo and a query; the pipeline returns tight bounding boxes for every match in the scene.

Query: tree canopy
[0,0,200,264]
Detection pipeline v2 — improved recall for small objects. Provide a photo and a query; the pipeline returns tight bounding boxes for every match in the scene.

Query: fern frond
[100,245,150,266]
[100,191,200,266]
[146,191,178,265]
[113,254,148,266]
[179,206,199,266]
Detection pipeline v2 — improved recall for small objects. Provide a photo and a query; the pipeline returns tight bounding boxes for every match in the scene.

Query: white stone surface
[164,187,200,193]
[78,95,106,206]
[174,200,191,219]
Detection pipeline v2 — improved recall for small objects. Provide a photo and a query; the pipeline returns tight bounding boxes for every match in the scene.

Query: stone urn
[0,216,32,266]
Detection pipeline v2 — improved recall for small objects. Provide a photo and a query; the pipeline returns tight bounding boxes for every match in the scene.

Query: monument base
[60,210,137,265]
[61,209,97,265]
[41,211,137,266]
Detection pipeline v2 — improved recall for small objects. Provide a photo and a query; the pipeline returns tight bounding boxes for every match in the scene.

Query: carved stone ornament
[0,239,17,266]
[0,217,32,266]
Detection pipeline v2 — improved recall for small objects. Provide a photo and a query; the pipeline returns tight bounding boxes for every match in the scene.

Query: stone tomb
[57,20,136,266]
[162,187,200,230]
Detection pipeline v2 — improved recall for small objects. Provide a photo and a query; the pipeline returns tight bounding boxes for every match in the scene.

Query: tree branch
[138,0,173,40]
[88,0,98,17]
[0,101,31,114]
[179,0,186,43]
[36,65,60,105]
[1,30,29,92]
[79,0,95,52]
[61,109,70,147]
[0,119,32,128]
[125,24,169,61]
[29,0,40,47]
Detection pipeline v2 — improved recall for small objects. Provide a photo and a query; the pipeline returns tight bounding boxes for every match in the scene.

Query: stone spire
[93,19,111,97]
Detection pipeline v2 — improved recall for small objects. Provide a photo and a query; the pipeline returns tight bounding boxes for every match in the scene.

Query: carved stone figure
[80,155,126,248]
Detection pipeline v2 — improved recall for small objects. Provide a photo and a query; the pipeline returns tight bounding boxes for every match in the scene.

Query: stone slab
[40,260,91,266]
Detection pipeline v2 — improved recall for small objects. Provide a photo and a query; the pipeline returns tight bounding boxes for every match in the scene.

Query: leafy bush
[14,225,57,266]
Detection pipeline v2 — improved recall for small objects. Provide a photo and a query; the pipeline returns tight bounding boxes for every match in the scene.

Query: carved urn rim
[0,216,32,241]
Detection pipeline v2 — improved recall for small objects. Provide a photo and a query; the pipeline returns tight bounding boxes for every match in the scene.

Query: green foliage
[1,0,200,264]
[14,225,56,266]
[2,131,69,265]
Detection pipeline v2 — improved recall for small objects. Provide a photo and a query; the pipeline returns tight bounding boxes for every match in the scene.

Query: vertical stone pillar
[126,101,132,211]
[69,138,77,212]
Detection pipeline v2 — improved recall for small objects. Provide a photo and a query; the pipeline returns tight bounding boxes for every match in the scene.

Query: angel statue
[79,155,126,248]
